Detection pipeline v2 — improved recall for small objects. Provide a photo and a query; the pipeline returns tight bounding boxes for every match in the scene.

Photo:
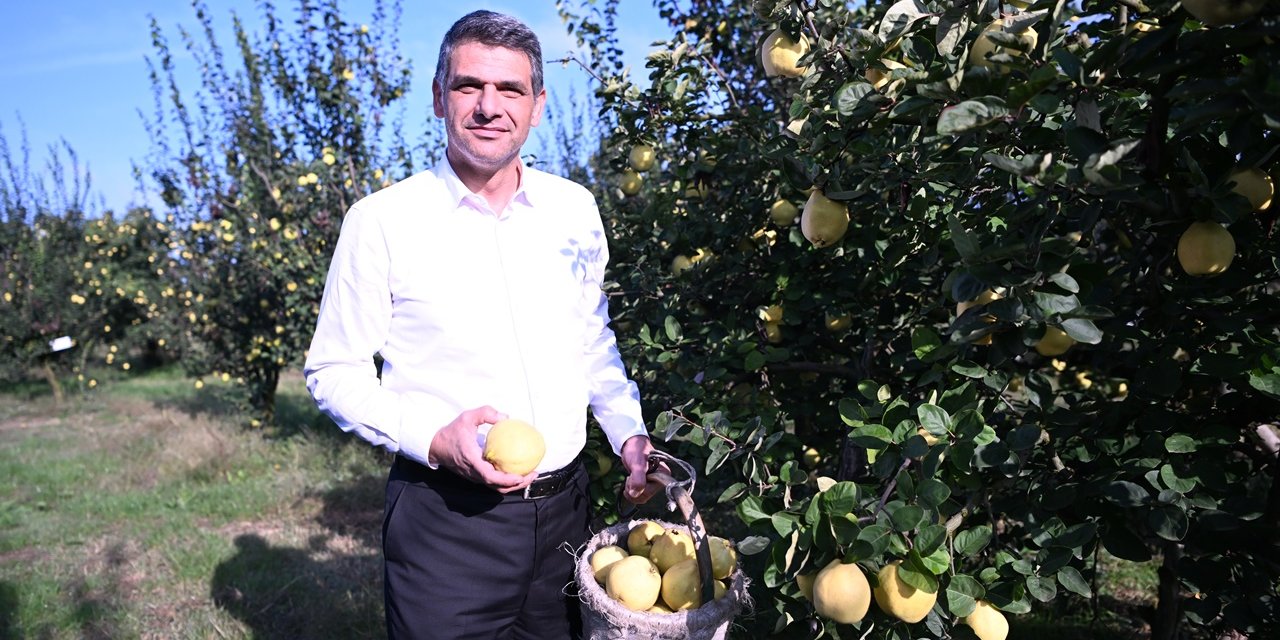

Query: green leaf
[821,481,859,516]
[915,524,948,556]
[771,511,802,537]
[889,504,926,532]
[945,574,985,617]
[937,97,1010,135]
[916,479,951,508]
[1165,434,1197,453]
[947,213,982,261]
[717,482,746,504]
[664,315,682,342]
[877,0,930,42]
[1059,317,1102,344]
[955,526,992,557]
[1057,566,1092,597]
[1102,526,1152,562]
[1102,481,1149,507]
[1007,425,1042,451]
[1148,505,1189,541]
[901,551,940,592]
[737,535,770,555]
[850,424,894,448]
[920,545,951,575]
[1248,370,1280,399]
[1048,272,1080,293]
[912,326,942,359]
[1159,464,1196,494]
[737,495,770,524]
[744,350,766,371]
[917,403,952,435]
[834,81,875,116]
[855,524,894,559]
[1025,575,1057,602]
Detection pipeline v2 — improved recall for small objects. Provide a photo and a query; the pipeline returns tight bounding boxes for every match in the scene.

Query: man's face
[433,41,546,176]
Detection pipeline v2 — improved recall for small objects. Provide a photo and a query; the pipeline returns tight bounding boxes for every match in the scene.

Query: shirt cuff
[397,392,454,469]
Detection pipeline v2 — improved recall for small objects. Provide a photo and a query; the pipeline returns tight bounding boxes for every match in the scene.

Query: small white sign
[48,336,75,352]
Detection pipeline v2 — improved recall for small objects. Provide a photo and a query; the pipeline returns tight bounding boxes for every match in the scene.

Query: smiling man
[304,10,660,640]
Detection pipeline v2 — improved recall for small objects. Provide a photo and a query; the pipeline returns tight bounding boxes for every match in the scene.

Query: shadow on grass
[212,468,387,639]
[0,580,17,640]
[212,533,384,639]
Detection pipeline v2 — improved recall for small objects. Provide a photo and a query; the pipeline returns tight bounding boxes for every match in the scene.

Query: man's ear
[432,77,445,118]
[529,87,547,127]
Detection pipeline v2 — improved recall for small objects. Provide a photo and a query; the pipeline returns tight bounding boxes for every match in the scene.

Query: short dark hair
[435,10,544,95]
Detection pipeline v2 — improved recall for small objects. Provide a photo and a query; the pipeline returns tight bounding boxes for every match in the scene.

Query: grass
[0,365,1164,639]
[0,365,389,639]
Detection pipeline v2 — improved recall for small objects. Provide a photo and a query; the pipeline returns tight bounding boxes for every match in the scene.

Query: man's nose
[475,84,500,119]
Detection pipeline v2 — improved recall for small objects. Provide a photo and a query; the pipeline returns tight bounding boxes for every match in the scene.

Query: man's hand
[620,435,664,504]
[429,406,536,493]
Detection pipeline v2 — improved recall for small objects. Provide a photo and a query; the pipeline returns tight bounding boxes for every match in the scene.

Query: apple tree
[0,127,169,399]
[563,0,1279,638]
[141,0,431,423]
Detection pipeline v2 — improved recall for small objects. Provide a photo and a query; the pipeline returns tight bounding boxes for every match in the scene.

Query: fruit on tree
[629,144,656,172]
[708,536,737,580]
[796,572,816,601]
[605,555,662,611]
[619,169,643,196]
[627,521,665,558]
[760,29,809,77]
[660,557,703,610]
[865,59,907,90]
[764,322,783,344]
[872,561,937,623]
[1035,326,1076,357]
[759,304,784,323]
[824,312,853,332]
[590,545,629,583]
[963,600,1010,640]
[1182,0,1267,25]
[1177,221,1236,276]
[1227,168,1273,211]
[802,446,822,468]
[482,419,544,475]
[968,19,1039,73]
[812,559,872,624]
[770,199,799,227]
[650,529,696,573]
[671,255,694,276]
[801,189,850,248]
[956,289,1002,345]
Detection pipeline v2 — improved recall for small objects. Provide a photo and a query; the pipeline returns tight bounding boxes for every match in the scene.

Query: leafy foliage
[140,0,437,422]
[564,0,1280,637]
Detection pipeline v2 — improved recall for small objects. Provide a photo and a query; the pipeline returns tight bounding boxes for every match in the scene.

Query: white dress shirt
[304,157,648,474]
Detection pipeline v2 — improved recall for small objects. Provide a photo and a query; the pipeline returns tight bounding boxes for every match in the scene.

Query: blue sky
[0,0,665,213]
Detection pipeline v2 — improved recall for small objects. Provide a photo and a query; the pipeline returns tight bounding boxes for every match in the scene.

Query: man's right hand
[428,406,537,493]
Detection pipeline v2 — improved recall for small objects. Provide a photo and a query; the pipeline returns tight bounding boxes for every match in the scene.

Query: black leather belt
[523,460,582,500]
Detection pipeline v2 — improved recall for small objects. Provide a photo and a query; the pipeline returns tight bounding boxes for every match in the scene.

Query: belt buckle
[524,476,550,500]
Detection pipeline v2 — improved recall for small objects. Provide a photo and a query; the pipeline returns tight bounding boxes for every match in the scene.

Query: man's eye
[501,89,522,98]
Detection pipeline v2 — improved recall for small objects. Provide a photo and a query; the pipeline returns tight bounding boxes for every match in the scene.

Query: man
[304,10,658,639]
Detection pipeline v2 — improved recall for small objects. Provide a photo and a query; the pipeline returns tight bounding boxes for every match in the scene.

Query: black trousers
[382,456,590,640]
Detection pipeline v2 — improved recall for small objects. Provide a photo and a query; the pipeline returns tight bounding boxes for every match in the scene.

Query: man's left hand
[620,435,664,504]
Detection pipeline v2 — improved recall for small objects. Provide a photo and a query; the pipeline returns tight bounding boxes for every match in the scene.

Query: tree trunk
[1152,541,1183,640]
[40,360,64,405]
[250,366,280,426]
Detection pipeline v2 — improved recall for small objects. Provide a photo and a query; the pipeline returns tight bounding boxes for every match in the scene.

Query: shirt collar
[434,153,541,216]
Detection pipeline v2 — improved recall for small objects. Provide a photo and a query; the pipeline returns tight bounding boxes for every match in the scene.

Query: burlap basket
[575,518,751,640]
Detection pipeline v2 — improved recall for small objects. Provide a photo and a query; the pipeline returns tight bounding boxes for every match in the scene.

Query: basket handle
[619,451,717,607]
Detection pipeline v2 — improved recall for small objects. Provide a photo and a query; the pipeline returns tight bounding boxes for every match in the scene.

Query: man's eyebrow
[450,75,529,92]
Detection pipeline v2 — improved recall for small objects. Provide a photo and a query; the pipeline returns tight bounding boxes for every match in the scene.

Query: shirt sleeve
[580,195,650,454]
[303,204,455,467]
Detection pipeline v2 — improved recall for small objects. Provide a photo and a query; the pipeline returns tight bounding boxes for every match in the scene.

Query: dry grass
[0,368,389,639]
